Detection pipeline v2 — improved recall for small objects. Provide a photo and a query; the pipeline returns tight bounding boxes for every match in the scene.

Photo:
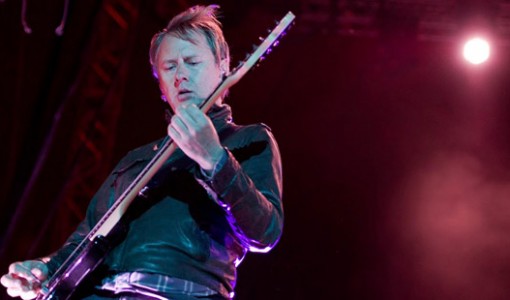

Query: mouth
[177,90,193,101]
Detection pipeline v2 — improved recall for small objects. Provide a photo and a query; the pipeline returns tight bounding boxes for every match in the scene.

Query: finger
[167,125,180,140]
[1,275,16,289]
[20,289,38,300]
[22,260,48,282]
[11,262,31,277]
[16,264,41,283]
[9,262,20,274]
[185,104,210,128]
[176,104,202,126]
[31,268,44,280]
[20,281,32,293]
[9,276,25,290]
[169,116,188,138]
[7,287,21,297]
[2,275,25,289]
[184,104,206,122]
[172,115,188,131]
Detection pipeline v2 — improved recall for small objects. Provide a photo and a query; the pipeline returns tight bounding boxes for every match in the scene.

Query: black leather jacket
[46,104,284,298]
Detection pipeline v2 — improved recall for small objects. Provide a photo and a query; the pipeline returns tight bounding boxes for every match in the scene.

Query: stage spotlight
[463,37,490,65]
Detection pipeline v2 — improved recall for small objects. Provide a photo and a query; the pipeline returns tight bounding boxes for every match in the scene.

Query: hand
[1,260,48,299]
[167,104,224,172]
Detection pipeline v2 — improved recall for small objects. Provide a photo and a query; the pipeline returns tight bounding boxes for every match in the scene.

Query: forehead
[156,31,213,62]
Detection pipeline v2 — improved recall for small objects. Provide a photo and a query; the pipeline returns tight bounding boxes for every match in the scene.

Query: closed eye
[185,58,201,66]
[164,65,176,71]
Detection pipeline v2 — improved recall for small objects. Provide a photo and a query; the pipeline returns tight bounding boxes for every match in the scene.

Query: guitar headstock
[227,11,296,84]
[201,11,295,112]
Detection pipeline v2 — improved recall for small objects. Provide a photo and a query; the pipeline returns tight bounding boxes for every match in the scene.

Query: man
[1,4,283,299]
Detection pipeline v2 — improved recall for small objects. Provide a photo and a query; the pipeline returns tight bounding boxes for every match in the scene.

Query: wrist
[202,147,227,176]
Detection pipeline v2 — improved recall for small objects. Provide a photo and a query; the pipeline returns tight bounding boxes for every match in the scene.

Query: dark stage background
[2,0,510,299]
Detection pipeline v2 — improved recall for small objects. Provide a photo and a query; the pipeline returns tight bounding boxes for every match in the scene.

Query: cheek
[200,68,222,89]
[159,82,168,96]
[159,76,174,93]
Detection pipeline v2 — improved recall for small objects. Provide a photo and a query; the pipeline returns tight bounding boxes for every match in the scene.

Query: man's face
[155,32,226,112]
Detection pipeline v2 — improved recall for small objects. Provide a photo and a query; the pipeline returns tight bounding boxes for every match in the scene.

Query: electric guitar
[36,11,295,300]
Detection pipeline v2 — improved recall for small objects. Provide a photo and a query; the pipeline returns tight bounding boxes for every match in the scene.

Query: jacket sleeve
[197,125,284,253]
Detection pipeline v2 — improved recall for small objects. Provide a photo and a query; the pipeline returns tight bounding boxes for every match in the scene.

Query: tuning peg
[273,40,280,47]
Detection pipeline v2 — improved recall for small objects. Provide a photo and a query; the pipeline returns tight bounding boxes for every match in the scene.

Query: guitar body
[37,236,111,300]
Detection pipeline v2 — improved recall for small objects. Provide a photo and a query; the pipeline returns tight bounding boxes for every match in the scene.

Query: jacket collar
[208,103,233,132]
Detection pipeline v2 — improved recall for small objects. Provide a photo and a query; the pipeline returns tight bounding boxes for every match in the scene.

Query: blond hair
[149,4,230,78]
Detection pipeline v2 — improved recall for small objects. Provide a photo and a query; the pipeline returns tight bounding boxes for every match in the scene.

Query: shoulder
[224,122,276,142]
[222,123,280,159]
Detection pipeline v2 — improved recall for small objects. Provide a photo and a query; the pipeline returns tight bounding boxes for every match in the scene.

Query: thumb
[31,268,43,279]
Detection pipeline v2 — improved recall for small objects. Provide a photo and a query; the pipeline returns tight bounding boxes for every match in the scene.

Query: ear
[219,58,230,75]
[159,82,168,103]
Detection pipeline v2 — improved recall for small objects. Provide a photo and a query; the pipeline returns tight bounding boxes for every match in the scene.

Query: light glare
[463,38,490,65]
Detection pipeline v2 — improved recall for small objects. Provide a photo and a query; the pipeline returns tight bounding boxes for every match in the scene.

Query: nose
[174,64,188,86]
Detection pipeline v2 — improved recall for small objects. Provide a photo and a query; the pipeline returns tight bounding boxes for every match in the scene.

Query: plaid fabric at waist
[99,271,219,299]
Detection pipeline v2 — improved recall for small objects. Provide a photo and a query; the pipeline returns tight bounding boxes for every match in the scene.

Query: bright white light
[463,38,490,65]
